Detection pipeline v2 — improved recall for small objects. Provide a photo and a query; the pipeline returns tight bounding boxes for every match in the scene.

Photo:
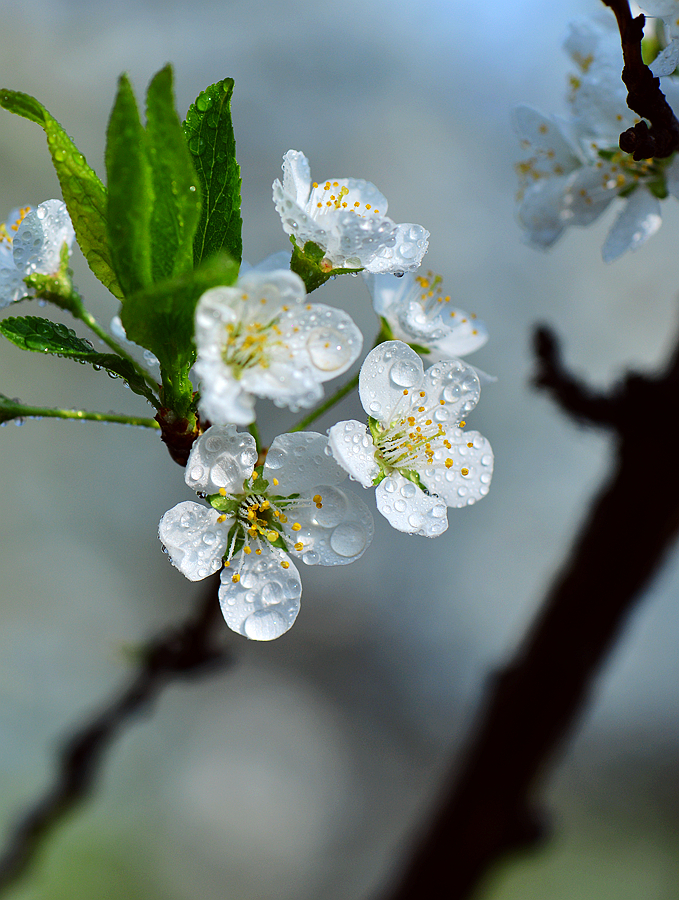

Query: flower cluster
[0,200,75,307]
[515,15,679,260]
[155,150,494,639]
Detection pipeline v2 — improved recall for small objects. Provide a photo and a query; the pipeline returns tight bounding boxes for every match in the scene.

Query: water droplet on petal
[389,358,420,388]
[329,523,367,557]
[306,327,352,372]
[244,609,288,640]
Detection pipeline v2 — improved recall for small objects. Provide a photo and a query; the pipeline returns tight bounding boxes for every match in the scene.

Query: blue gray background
[1,0,678,896]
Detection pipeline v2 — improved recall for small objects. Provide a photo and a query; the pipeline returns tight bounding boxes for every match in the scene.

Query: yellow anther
[273,478,279,486]
[403,389,409,396]
[219,487,227,496]
[251,471,258,480]
[231,573,240,583]
[365,204,371,210]
[354,201,360,207]
[467,442,474,448]
[267,530,279,542]
[459,421,466,427]
[418,406,425,412]
[255,548,262,555]
[279,514,288,523]
[461,468,469,476]
[445,459,454,469]
[217,515,227,523]
[281,560,290,569]
[333,181,339,186]
[419,391,426,397]
[294,542,303,551]
[224,560,230,567]
[312,494,322,504]
[292,522,301,531]
[260,500,270,510]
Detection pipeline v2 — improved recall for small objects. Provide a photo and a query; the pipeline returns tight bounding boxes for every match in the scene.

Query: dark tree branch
[601,0,679,158]
[383,324,679,900]
[0,577,230,894]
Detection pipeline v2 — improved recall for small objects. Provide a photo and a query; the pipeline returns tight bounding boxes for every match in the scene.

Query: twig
[382,325,679,900]
[0,577,230,893]
[601,0,679,158]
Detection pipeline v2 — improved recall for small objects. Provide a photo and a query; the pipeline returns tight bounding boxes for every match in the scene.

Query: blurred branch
[0,577,230,894]
[383,324,679,900]
[601,0,679,158]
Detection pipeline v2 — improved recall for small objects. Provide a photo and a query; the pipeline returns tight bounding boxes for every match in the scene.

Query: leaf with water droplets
[145,65,202,282]
[0,88,123,299]
[183,78,242,265]
[0,316,158,404]
[105,74,154,297]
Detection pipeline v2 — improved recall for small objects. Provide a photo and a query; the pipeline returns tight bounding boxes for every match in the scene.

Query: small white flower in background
[637,2,679,75]
[0,200,75,307]
[159,425,374,640]
[366,270,488,362]
[193,266,362,425]
[328,341,493,537]
[514,15,679,261]
[272,150,429,274]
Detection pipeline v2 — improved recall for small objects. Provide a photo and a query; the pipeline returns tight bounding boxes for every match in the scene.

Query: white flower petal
[365,222,429,274]
[185,424,258,495]
[650,41,679,76]
[264,431,345,495]
[358,341,425,424]
[602,188,662,263]
[666,155,679,201]
[281,149,312,207]
[431,311,489,359]
[375,473,448,537]
[282,302,363,382]
[513,106,581,166]
[158,501,230,581]
[327,420,380,487]
[289,485,374,565]
[219,546,301,640]
[419,429,494,508]
[12,200,74,277]
[421,358,481,423]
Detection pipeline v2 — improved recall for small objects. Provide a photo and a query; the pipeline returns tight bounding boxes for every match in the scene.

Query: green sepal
[647,178,669,199]
[400,467,428,494]
[408,342,432,355]
[184,78,242,266]
[0,393,25,424]
[0,88,123,299]
[379,316,396,341]
[207,493,239,515]
[105,74,154,296]
[290,240,363,293]
[22,243,78,313]
[248,465,269,493]
[368,415,383,443]
[225,522,245,560]
[146,65,202,282]
[0,316,159,406]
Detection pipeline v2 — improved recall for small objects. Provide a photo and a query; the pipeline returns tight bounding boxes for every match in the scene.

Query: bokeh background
[2,0,679,897]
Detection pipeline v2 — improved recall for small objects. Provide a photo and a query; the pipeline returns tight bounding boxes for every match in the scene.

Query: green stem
[248,421,262,453]
[3,403,160,429]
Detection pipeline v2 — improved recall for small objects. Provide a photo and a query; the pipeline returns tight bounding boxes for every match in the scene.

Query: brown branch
[382,325,679,900]
[601,0,679,158]
[0,576,230,894]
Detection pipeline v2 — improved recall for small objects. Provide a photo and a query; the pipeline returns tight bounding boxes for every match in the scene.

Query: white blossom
[327,341,493,537]
[0,200,75,307]
[515,15,679,261]
[272,150,429,274]
[637,2,679,76]
[159,425,374,640]
[366,270,488,362]
[193,266,362,425]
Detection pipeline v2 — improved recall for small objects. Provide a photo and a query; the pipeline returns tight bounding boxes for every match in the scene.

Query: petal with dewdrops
[420,357,481,423]
[218,545,302,641]
[265,431,346,496]
[358,341,425,425]
[367,221,429,274]
[432,310,489,359]
[185,425,258,495]
[12,200,75,277]
[375,473,448,537]
[158,501,231,581]
[288,484,374,566]
[420,429,494,508]
[601,188,661,263]
[281,149,312,206]
[282,302,363,383]
[327,419,381,487]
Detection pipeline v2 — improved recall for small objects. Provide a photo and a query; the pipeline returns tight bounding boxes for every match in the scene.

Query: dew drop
[306,327,352,372]
[389,358,420,388]
[330,523,367,557]
[244,609,288,641]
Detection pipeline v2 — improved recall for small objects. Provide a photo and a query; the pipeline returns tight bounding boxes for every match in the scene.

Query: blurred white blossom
[0,200,75,306]
[328,341,493,537]
[515,15,679,261]
[272,149,429,274]
[159,425,373,640]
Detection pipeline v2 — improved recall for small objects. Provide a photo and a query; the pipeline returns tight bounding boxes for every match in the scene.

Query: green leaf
[105,74,154,296]
[145,65,202,282]
[0,88,123,298]
[0,316,158,404]
[121,252,239,395]
[184,78,242,265]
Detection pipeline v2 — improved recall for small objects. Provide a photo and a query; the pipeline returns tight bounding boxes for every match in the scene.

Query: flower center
[220,292,284,375]
[0,207,31,247]
[208,473,324,582]
[309,180,381,216]
[372,387,461,476]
